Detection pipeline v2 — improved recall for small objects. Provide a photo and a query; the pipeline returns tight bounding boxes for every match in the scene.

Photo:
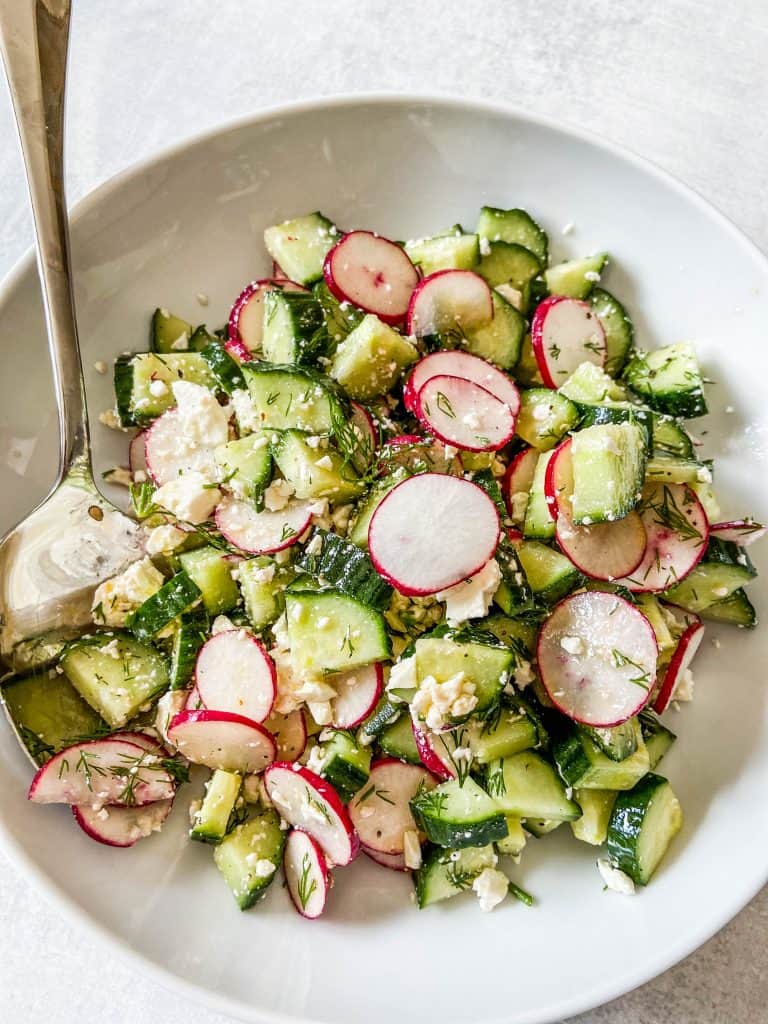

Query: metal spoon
[0,1,144,753]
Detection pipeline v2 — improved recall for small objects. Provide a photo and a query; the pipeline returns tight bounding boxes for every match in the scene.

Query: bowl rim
[1,90,766,1024]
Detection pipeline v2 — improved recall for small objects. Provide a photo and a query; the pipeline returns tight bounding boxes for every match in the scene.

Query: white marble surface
[1,1,767,1021]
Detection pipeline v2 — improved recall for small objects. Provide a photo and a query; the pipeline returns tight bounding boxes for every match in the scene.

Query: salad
[3,206,764,918]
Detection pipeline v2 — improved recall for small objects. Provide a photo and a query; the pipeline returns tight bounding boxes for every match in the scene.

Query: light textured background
[1,1,767,1022]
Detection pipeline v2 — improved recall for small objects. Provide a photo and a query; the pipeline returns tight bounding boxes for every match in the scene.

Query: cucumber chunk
[348,468,408,549]
[271,430,363,503]
[523,449,556,540]
[415,843,497,908]
[472,703,539,763]
[571,789,617,845]
[699,587,756,627]
[544,253,608,299]
[114,352,215,427]
[405,231,480,274]
[639,711,677,770]
[379,714,421,764]
[150,309,192,353]
[590,288,633,376]
[329,314,418,401]
[486,750,581,821]
[624,342,708,418]
[477,241,542,294]
[238,557,293,631]
[285,589,391,675]
[516,388,580,451]
[2,671,106,762]
[297,529,392,610]
[651,415,695,459]
[476,206,548,263]
[645,453,710,485]
[214,433,272,503]
[262,290,326,365]
[495,817,528,856]
[169,610,208,690]
[61,632,169,728]
[606,773,683,885]
[200,339,246,394]
[410,776,508,849]
[460,290,526,370]
[663,537,756,612]
[313,280,365,341]
[126,572,202,642]
[320,730,372,800]
[263,211,337,286]
[559,361,629,405]
[552,719,650,790]
[582,720,638,762]
[190,770,243,844]
[414,634,514,721]
[178,547,240,616]
[570,420,647,524]
[516,539,582,604]
[213,809,285,909]
[242,364,342,434]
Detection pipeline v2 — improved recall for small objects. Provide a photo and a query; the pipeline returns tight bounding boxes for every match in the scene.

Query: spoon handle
[0,0,90,481]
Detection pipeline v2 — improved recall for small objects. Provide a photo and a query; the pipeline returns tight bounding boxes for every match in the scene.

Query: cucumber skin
[201,340,246,393]
[297,529,393,610]
[410,805,509,850]
[605,772,680,885]
[126,573,202,643]
[170,611,208,690]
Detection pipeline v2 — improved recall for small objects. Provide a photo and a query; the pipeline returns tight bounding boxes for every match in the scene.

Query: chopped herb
[296,852,318,910]
[435,391,456,418]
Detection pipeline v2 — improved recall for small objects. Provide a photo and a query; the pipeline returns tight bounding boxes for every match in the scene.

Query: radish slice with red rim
[348,759,436,855]
[331,663,384,729]
[538,591,658,726]
[404,350,520,413]
[653,619,705,713]
[263,762,359,866]
[227,278,307,362]
[406,269,493,338]
[323,231,419,324]
[264,709,307,761]
[73,798,173,848]
[368,473,500,596]
[349,401,378,472]
[128,431,148,476]
[543,437,572,520]
[411,722,456,781]
[110,730,169,756]
[363,845,408,871]
[531,296,606,389]
[710,519,767,547]
[28,739,176,806]
[168,710,276,774]
[215,495,313,554]
[502,446,539,527]
[195,629,276,723]
[145,408,219,486]
[612,483,709,592]
[185,685,205,711]
[284,828,331,919]
[415,374,517,452]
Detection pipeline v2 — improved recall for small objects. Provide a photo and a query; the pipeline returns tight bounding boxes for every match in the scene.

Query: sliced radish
[215,495,313,554]
[331,663,384,729]
[415,374,517,452]
[548,439,647,580]
[531,296,606,389]
[710,520,767,547]
[349,401,378,472]
[195,629,275,723]
[613,483,709,592]
[411,722,456,781]
[185,685,205,711]
[73,798,173,848]
[227,279,281,361]
[368,473,500,596]
[406,270,493,338]
[653,619,706,713]
[323,231,418,324]
[128,431,148,476]
[144,408,217,485]
[109,730,169,756]
[167,710,275,773]
[348,759,436,855]
[28,739,176,807]
[284,829,331,919]
[363,845,408,871]
[379,434,460,475]
[263,762,359,866]
[404,350,520,413]
[503,447,539,527]
[538,591,657,726]
[264,709,307,761]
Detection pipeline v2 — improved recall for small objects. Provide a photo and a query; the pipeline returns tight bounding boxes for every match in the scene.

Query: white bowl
[1,95,766,1024]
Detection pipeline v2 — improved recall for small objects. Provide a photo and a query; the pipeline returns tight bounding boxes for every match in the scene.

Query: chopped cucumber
[127,572,202,642]
[523,449,556,540]
[581,720,638,761]
[570,420,646,524]
[415,843,497,908]
[639,711,677,770]
[213,809,285,908]
[297,529,392,610]
[238,557,293,631]
[271,430,363,503]
[114,352,215,427]
[552,719,650,790]
[483,614,538,656]
[699,587,756,627]
[571,789,617,845]
[516,539,582,604]
[263,211,337,286]
[476,206,548,263]
[485,750,581,821]
[606,773,683,885]
[313,280,365,341]
[516,388,580,451]
[645,453,710,485]
[559,361,629,405]
[405,230,480,274]
[190,770,243,844]
[169,610,209,689]
[477,241,542,295]
[496,817,528,856]
[200,339,246,394]
[651,415,695,459]
[178,547,241,616]
[589,288,633,376]
[150,308,192,353]
[242,364,343,434]
[379,713,421,764]
[624,342,708,418]
[262,290,326,365]
[285,589,391,675]
[410,776,508,849]
[663,537,756,612]
[214,433,272,503]
[472,703,539,763]
[460,289,526,370]
[321,731,372,800]
[544,253,607,299]
[2,671,106,762]
[414,634,514,721]
[329,314,418,401]
[348,468,408,549]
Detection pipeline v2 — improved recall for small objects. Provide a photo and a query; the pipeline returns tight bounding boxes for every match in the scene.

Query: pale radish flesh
[28,739,175,807]
[185,685,205,711]
[368,473,500,595]
[411,722,456,781]
[263,762,359,866]
[349,401,378,470]
[168,710,275,774]
[415,375,517,452]
[331,663,384,729]
[195,629,276,723]
[538,591,658,726]
[145,408,217,485]
[264,709,307,761]
[109,730,169,755]
[653,620,705,713]
[128,431,148,476]
[531,296,607,389]
[73,798,173,848]
[284,828,331,919]
[323,231,419,324]
[503,446,539,527]
[363,845,408,871]
[406,269,493,338]
[227,279,305,361]
[215,495,313,554]
[710,520,767,547]
[612,483,709,592]
[348,759,436,854]
[404,349,520,413]
[549,439,647,580]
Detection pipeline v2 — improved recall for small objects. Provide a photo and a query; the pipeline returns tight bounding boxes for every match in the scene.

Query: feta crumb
[154,470,221,524]
[315,455,334,471]
[248,857,276,878]
[479,237,491,256]
[472,868,509,912]
[263,478,295,512]
[596,858,635,895]
[196,292,209,306]
[561,222,575,235]
[99,638,121,660]
[305,743,327,774]
[512,659,535,689]
[560,635,584,656]
[148,379,169,398]
[435,559,502,625]
[304,534,323,556]
[94,360,108,375]
[145,522,188,556]
[696,466,713,484]
[387,655,418,693]
[725,405,734,414]
[307,700,333,726]
[92,556,164,627]
[211,615,237,635]
[403,830,422,870]
[411,671,477,732]
[584,270,601,282]
[672,667,695,702]
[98,409,123,430]
[170,333,189,351]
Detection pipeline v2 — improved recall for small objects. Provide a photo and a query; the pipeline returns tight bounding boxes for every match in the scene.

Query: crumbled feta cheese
[92,556,164,627]
[561,222,575,235]
[306,435,323,449]
[672,667,695,702]
[94,360,108,375]
[231,388,261,433]
[696,466,713,484]
[305,743,327,774]
[247,857,276,878]
[560,635,584,656]
[304,534,323,556]
[148,379,169,398]
[386,655,418,694]
[196,292,209,306]
[154,470,221,524]
[211,615,237,635]
[263,478,295,512]
[584,270,601,282]
[315,454,334,471]
[512,659,535,690]
[479,237,491,256]
[155,688,190,746]
[307,701,333,726]
[98,409,123,430]
[403,830,422,870]
[172,380,229,451]
[170,333,189,351]
[472,868,509,912]
[411,671,477,732]
[99,638,121,660]
[145,522,188,555]
[495,283,525,311]
[435,559,502,625]
[509,491,529,522]
[597,858,635,894]
[133,469,147,483]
